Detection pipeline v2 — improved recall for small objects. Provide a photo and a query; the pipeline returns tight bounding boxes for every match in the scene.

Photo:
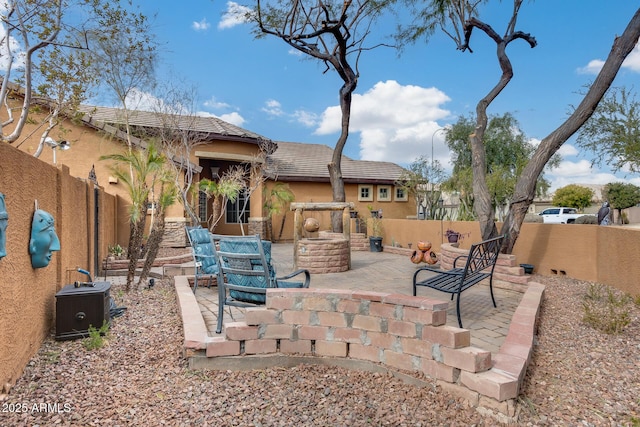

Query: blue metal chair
[212,234,310,334]
[185,226,219,293]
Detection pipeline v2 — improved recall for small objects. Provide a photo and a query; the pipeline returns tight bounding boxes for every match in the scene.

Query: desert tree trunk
[501,9,640,253]
[464,17,537,240]
[329,79,356,232]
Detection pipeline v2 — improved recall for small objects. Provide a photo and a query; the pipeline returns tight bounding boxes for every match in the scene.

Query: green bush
[83,320,110,350]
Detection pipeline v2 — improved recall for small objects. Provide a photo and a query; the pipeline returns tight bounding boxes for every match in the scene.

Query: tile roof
[266,141,406,184]
[78,105,273,145]
[76,106,405,183]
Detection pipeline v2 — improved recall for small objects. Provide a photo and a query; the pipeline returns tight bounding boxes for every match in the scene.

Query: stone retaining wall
[176,278,546,419]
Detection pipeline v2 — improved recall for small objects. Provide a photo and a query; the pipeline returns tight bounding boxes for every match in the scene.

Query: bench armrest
[413,266,462,283]
[453,255,468,268]
[277,269,311,288]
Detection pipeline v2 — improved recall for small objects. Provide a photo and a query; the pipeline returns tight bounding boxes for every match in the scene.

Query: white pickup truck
[538,207,591,224]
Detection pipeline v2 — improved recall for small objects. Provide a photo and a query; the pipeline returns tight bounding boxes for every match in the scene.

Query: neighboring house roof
[266,141,406,185]
[78,105,276,153]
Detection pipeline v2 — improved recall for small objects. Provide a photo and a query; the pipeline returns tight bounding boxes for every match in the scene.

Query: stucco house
[14,103,414,245]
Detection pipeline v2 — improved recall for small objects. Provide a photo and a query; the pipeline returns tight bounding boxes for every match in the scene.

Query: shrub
[582,283,632,334]
[83,320,110,350]
[523,213,543,223]
[108,244,126,259]
[575,215,597,224]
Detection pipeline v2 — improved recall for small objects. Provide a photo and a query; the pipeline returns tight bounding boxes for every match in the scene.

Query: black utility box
[55,282,111,340]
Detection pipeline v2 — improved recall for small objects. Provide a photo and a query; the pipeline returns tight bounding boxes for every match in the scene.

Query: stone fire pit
[296,237,349,274]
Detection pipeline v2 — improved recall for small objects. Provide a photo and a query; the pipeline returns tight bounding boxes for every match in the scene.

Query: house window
[358,184,373,202]
[377,185,392,202]
[198,190,207,222]
[226,190,249,224]
[395,186,408,202]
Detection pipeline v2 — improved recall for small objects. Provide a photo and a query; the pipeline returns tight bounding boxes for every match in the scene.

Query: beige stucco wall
[266,181,416,241]
[0,142,117,392]
[378,219,639,296]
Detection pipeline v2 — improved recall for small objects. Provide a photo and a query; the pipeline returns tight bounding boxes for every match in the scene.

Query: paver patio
[195,243,523,354]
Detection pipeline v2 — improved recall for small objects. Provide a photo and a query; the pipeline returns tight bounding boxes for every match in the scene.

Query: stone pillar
[161,217,188,247]
[293,208,303,269]
[342,206,351,269]
[248,217,269,239]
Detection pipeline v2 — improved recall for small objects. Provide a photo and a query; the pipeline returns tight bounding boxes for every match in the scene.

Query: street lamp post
[429,128,445,219]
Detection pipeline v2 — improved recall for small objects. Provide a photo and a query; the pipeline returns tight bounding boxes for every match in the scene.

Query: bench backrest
[461,235,504,276]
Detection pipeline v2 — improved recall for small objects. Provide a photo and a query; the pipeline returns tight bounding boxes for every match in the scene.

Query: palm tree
[264,183,295,242]
[100,143,165,290]
[138,167,177,286]
[199,170,244,232]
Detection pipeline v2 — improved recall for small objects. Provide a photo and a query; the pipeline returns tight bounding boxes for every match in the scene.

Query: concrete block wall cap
[352,290,388,302]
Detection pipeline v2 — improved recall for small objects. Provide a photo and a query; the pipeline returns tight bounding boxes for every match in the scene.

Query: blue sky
[133,1,640,193]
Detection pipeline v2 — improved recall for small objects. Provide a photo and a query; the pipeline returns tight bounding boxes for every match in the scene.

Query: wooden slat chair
[185,226,219,293]
[412,235,504,328]
[212,234,310,334]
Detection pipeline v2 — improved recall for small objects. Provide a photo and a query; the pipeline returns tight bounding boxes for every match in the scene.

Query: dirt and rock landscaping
[1,265,638,425]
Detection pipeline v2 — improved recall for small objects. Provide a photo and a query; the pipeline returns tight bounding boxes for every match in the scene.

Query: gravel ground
[1,259,639,426]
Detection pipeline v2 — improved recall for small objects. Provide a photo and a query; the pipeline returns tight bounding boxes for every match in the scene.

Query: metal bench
[412,235,505,328]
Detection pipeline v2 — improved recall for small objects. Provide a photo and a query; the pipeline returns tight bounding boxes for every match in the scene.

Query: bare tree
[147,83,212,225]
[252,0,390,231]
[401,1,640,253]
[86,0,157,157]
[502,9,640,252]
[0,0,118,148]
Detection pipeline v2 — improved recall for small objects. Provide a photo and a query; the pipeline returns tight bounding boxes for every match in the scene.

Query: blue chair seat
[213,234,310,333]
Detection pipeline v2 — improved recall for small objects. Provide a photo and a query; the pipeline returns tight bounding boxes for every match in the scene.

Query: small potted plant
[108,243,126,260]
[367,206,383,252]
[445,229,463,244]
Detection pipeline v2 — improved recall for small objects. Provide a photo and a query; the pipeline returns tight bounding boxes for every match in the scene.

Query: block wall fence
[0,142,120,394]
[177,278,545,419]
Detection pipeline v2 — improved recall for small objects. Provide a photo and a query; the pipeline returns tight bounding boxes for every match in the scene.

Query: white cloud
[528,137,541,148]
[120,89,247,126]
[203,96,230,110]
[219,2,252,30]
[0,21,26,70]
[192,18,210,32]
[194,110,246,126]
[124,88,163,112]
[557,143,579,157]
[217,111,245,126]
[621,43,640,72]
[262,99,284,117]
[293,110,319,127]
[577,59,605,75]
[547,159,618,192]
[578,43,640,74]
[314,80,451,164]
